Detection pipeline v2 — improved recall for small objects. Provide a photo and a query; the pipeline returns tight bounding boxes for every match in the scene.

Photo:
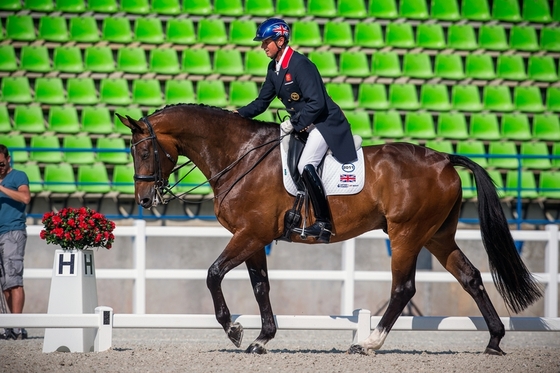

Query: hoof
[227,322,244,348]
[484,347,506,356]
[347,344,369,355]
[245,343,267,354]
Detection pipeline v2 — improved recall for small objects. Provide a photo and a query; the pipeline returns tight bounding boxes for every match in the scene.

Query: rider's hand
[280,120,293,135]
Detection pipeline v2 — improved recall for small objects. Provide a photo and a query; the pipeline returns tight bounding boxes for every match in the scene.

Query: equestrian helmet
[254,18,290,42]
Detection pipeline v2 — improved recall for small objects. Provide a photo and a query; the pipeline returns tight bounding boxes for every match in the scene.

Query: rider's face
[262,37,285,60]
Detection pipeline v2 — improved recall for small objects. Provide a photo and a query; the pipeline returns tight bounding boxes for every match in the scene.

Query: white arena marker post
[94,306,113,352]
[352,309,371,343]
[43,249,99,353]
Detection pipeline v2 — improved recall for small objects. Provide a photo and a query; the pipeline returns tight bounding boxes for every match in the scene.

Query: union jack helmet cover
[254,18,290,42]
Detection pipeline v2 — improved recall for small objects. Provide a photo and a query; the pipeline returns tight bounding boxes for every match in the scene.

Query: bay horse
[117,104,542,355]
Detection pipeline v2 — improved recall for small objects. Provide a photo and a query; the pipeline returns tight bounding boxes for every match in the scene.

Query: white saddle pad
[281,136,365,196]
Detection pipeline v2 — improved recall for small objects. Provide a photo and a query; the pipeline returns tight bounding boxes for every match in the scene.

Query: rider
[236,18,357,243]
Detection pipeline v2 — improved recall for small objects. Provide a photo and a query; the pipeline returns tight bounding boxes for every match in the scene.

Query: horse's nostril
[140,198,152,207]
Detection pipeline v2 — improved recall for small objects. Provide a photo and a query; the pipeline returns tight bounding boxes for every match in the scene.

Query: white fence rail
[24,221,559,317]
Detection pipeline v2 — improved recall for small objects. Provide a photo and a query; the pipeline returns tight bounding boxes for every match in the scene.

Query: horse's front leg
[244,248,276,354]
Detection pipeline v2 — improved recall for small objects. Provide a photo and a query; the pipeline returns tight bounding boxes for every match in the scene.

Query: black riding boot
[301,164,332,243]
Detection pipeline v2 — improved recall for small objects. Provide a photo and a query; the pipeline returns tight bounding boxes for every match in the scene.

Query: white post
[43,249,98,353]
[94,306,113,352]
[133,220,147,314]
[341,240,355,315]
[352,308,371,343]
[545,224,558,318]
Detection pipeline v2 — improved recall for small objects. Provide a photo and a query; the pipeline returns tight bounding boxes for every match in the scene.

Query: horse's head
[116,113,178,208]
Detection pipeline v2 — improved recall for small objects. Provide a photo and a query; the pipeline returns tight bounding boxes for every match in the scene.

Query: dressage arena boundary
[1,308,560,352]
[23,221,559,317]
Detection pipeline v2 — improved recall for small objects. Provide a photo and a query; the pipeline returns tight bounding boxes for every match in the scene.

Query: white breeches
[297,127,328,175]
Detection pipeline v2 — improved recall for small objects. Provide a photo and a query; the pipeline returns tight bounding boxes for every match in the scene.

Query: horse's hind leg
[244,248,276,354]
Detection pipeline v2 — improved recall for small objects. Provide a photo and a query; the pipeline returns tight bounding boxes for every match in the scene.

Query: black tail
[449,154,543,313]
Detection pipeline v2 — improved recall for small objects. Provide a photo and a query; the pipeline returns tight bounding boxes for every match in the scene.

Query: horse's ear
[116,113,142,133]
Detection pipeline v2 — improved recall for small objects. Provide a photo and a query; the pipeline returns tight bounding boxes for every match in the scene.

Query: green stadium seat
[389,84,419,110]
[77,163,111,194]
[43,163,77,194]
[291,21,322,47]
[399,0,429,19]
[67,78,98,105]
[81,106,113,135]
[386,23,415,48]
[492,0,521,22]
[229,81,258,108]
[523,0,552,23]
[197,18,227,45]
[116,47,148,74]
[102,17,133,43]
[338,0,367,18]
[96,137,129,164]
[6,15,35,41]
[48,106,81,134]
[20,46,51,73]
[434,54,465,80]
[1,77,33,104]
[212,0,243,15]
[470,113,501,140]
[437,112,469,140]
[510,26,539,52]
[371,51,401,77]
[528,55,558,82]
[0,45,18,72]
[462,0,490,21]
[24,0,54,12]
[246,0,274,16]
[496,54,527,81]
[16,163,42,193]
[182,48,212,75]
[276,0,306,16]
[340,51,370,78]
[425,139,454,153]
[456,140,487,167]
[164,80,195,105]
[197,80,228,107]
[324,21,353,47]
[541,27,560,52]
[53,46,84,73]
[404,111,436,139]
[255,111,275,122]
[325,83,356,110]
[132,79,164,107]
[134,18,164,44]
[0,105,10,133]
[0,0,22,10]
[373,111,403,139]
[554,143,560,168]
[121,0,149,14]
[514,86,545,113]
[229,19,257,47]
[402,52,433,79]
[457,169,476,200]
[245,50,270,77]
[345,110,372,142]
[100,79,131,106]
[35,78,66,105]
[431,0,460,21]
[38,16,69,42]
[62,135,95,165]
[478,24,508,51]
[358,83,389,110]
[88,0,118,12]
[500,113,531,141]
[369,0,398,18]
[545,87,560,112]
[183,0,211,15]
[521,141,552,170]
[488,140,518,169]
[465,54,496,80]
[176,164,211,196]
[539,171,560,200]
[56,0,86,12]
[483,85,514,112]
[30,135,63,164]
[166,18,196,45]
[309,50,338,78]
[504,170,538,199]
[416,23,446,50]
[214,49,244,76]
[151,0,180,14]
[420,84,451,112]
[308,0,336,17]
[447,24,478,51]
[149,48,180,75]
[354,22,384,48]
[0,135,28,163]
[532,114,560,141]
[69,17,100,43]
[112,164,135,195]
[13,105,45,133]
[114,107,143,135]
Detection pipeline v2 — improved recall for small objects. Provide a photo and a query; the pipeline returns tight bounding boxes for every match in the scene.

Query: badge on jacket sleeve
[290,92,300,101]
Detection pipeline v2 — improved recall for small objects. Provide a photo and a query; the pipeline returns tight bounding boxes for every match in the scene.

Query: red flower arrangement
[40,207,116,250]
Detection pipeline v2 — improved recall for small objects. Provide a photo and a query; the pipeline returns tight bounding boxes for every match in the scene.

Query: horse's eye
[141,151,150,160]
